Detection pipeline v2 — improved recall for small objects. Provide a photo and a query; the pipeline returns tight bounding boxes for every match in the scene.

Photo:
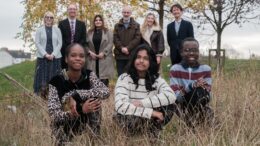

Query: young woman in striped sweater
[114,44,176,141]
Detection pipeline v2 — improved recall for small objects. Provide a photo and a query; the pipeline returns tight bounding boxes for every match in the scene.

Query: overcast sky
[0,1,259,59]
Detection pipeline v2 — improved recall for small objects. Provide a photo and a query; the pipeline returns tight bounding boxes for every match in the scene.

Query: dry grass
[0,66,259,146]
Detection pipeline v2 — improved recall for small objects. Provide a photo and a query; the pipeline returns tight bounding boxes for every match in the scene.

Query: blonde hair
[141,13,160,34]
[43,11,54,25]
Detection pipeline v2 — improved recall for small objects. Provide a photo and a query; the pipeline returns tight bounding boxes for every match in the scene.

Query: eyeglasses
[45,16,54,19]
[122,11,131,14]
[183,48,198,53]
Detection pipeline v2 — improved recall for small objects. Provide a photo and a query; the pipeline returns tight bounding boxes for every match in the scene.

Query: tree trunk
[216,1,223,75]
[158,0,164,28]
[216,29,222,73]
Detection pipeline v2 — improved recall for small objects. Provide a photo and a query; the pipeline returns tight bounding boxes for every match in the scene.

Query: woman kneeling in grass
[114,44,176,142]
[48,43,110,145]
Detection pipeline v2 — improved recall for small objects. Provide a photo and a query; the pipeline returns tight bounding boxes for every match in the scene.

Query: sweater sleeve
[75,72,110,100]
[126,24,141,51]
[102,30,113,56]
[48,84,71,124]
[169,65,185,103]
[113,24,123,51]
[166,24,172,48]
[140,77,176,108]
[114,74,153,119]
[188,21,194,38]
[157,31,165,55]
[35,28,47,57]
[51,27,62,58]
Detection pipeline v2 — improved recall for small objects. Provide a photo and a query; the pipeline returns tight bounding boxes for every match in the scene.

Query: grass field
[0,58,259,145]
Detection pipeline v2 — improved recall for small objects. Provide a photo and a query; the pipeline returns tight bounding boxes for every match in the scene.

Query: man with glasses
[169,37,213,127]
[58,3,87,69]
[113,5,141,76]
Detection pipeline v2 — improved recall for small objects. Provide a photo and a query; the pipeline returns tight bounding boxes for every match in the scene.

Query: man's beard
[123,17,130,22]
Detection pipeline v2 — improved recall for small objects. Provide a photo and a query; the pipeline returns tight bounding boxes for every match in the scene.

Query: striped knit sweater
[169,64,212,103]
[114,73,176,119]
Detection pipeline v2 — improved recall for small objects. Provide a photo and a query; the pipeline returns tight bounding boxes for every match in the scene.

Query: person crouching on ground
[48,43,110,145]
[113,44,176,142]
[170,37,213,127]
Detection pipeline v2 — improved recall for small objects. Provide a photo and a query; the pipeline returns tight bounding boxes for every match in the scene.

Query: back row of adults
[33,3,193,95]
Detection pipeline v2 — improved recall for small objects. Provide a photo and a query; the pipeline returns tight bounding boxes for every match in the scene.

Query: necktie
[70,21,75,43]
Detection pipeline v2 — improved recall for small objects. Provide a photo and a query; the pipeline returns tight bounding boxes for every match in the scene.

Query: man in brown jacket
[113,5,141,76]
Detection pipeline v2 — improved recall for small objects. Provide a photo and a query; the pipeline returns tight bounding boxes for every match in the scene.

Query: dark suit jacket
[167,19,194,64]
[58,18,87,68]
[58,19,87,57]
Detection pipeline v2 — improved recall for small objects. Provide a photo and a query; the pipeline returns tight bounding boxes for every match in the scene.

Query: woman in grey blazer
[33,11,62,97]
[86,15,114,86]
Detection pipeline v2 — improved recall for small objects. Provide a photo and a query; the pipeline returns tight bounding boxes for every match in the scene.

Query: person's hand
[151,111,164,122]
[69,97,79,117]
[97,52,105,59]
[121,47,129,55]
[44,54,49,59]
[156,56,161,64]
[193,77,207,88]
[49,54,54,61]
[82,98,101,113]
[45,54,52,61]
[132,100,143,107]
[89,51,97,60]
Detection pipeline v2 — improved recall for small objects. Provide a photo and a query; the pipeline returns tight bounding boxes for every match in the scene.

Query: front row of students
[48,38,213,145]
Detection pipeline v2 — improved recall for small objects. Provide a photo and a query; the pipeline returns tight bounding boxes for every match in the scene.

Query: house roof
[7,50,31,59]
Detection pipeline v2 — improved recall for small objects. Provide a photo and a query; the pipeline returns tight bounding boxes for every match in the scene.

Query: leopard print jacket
[48,70,110,124]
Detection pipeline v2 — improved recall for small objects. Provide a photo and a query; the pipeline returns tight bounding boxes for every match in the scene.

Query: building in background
[0,47,31,68]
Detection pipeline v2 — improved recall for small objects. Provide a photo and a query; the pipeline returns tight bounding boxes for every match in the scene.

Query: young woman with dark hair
[48,43,110,145]
[114,44,176,142]
[86,14,114,86]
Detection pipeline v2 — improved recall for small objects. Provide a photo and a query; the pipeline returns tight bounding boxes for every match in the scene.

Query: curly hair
[125,44,159,91]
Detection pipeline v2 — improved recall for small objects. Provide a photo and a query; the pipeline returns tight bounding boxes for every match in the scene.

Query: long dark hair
[125,44,159,91]
[88,14,108,32]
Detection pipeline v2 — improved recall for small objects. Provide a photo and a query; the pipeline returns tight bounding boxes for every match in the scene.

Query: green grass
[0,58,259,97]
[0,58,259,145]
[0,61,35,97]
[161,57,260,80]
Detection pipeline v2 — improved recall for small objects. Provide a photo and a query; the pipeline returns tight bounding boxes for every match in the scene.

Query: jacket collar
[61,69,88,83]
[150,25,161,31]
[180,60,200,69]
[118,17,137,27]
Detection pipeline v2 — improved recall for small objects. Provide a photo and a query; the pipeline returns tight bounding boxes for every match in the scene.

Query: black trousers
[116,59,129,77]
[170,47,182,65]
[53,111,101,145]
[114,104,175,137]
[176,87,213,126]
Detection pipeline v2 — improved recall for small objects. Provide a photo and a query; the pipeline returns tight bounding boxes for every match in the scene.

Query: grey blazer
[35,25,62,58]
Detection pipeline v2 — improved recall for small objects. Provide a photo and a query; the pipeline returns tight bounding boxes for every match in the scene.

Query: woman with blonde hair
[141,12,165,65]
[33,11,62,97]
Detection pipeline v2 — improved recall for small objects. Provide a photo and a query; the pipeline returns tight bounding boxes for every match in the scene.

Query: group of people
[32,3,213,145]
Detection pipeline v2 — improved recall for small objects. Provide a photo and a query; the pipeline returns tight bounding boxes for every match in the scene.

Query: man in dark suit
[58,3,87,69]
[167,3,194,65]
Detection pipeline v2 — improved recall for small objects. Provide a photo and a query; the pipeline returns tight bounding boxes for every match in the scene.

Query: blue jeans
[116,59,129,77]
